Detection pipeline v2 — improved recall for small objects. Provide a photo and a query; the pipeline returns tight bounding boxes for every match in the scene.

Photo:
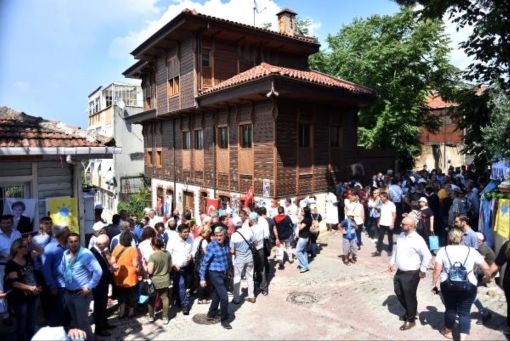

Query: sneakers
[244,297,256,303]
[372,251,381,257]
[148,316,155,323]
[299,268,309,273]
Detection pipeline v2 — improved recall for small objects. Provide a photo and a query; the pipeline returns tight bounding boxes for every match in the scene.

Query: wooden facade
[124,9,376,200]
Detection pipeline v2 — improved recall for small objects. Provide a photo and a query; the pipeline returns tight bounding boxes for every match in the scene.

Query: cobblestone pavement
[100,231,508,340]
[1,232,506,340]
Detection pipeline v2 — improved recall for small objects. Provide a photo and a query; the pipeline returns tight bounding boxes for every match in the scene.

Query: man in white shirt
[388,217,432,331]
[284,199,299,227]
[147,209,163,228]
[373,192,396,257]
[230,217,256,304]
[166,224,193,314]
[253,209,270,295]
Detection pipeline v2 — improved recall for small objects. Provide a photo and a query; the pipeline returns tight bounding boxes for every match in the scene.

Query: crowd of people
[0,163,508,340]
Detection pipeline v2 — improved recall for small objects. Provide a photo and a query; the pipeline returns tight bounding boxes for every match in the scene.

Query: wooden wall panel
[203,113,215,188]
[253,100,275,196]
[214,41,238,84]
[228,106,239,192]
[156,57,168,114]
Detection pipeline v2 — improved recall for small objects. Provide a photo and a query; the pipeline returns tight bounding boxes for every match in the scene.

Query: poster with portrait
[2,198,37,234]
[263,179,271,198]
[46,197,79,234]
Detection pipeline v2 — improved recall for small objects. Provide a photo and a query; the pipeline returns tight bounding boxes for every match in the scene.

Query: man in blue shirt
[59,232,102,341]
[455,216,479,249]
[42,224,69,326]
[200,224,233,329]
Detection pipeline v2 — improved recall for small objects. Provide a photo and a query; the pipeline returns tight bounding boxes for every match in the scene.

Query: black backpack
[194,238,206,273]
[444,246,472,292]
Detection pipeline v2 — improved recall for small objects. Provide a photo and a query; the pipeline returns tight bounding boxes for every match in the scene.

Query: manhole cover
[192,313,220,325]
[287,291,319,305]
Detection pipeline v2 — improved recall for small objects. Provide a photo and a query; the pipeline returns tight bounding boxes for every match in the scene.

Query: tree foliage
[451,84,510,170]
[295,17,312,36]
[117,187,151,217]
[396,0,510,90]
[310,7,458,168]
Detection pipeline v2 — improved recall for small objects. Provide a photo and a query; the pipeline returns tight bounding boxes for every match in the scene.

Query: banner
[47,197,79,233]
[2,198,37,233]
[494,198,510,239]
[206,198,219,215]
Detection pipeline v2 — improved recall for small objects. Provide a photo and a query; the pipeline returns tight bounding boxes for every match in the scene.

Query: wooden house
[0,106,120,243]
[123,8,381,214]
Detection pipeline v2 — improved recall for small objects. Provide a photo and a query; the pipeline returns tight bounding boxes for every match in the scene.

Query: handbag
[428,234,439,251]
[140,278,156,297]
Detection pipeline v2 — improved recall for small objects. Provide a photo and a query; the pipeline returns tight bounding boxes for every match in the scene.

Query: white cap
[232,216,242,227]
[475,232,484,241]
[93,221,107,232]
[94,204,104,210]
[418,197,428,203]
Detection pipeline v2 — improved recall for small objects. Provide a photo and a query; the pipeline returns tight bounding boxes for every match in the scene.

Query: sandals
[440,328,453,339]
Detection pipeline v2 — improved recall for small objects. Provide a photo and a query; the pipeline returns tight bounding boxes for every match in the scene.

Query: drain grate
[192,313,220,325]
[287,291,319,305]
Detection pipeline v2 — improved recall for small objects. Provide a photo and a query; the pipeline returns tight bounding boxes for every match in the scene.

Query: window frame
[239,124,253,149]
[193,129,204,150]
[217,126,228,149]
[146,149,153,167]
[298,123,312,148]
[182,131,192,150]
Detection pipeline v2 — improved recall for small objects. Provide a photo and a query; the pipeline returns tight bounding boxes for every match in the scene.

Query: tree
[482,86,510,161]
[117,187,151,217]
[295,17,312,36]
[310,7,458,168]
[396,0,510,90]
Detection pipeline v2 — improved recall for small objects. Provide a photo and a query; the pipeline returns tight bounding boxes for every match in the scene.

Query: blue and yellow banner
[494,198,510,239]
[47,197,79,233]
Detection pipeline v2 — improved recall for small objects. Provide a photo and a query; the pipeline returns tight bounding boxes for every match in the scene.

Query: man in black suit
[11,201,32,234]
[90,234,114,337]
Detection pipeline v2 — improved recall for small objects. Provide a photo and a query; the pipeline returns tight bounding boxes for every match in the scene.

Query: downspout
[68,156,85,246]
[213,111,217,198]
[173,118,177,212]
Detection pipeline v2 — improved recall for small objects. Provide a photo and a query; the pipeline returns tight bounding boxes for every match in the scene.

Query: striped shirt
[199,240,232,281]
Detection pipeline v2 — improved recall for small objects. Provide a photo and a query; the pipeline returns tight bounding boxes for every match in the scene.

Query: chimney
[276,8,297,36]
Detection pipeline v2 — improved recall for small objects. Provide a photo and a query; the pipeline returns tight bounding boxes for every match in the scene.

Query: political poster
[2,198,37,234]
[46,197,79,233]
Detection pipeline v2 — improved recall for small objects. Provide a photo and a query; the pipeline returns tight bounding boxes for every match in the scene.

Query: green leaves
[310,7,458,168]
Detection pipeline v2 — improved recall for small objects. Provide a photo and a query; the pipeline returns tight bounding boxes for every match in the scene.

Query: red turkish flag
[206,198,219,215]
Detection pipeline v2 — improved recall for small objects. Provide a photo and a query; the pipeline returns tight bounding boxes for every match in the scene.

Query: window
[330,126,342,148]
[182,131,191,150]
[217,127,228,149]
[167,77,180,97]
[194,130,203,150]
[240,124,252,148]
[299,123,311,148]
[202,49,211,68]
[156,150,162,167]
[146,149,153,166]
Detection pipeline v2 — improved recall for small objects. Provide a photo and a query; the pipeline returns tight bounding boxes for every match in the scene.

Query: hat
[92,221,107,232]
[475,232,485,241]
[249,212,258,221]
[53,224,68,238]
[94,204,104,210]
[418,197,428,203]
[232,216,242,227]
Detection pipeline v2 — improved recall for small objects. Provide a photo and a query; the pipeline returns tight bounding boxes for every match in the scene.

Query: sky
[0,0,472,128]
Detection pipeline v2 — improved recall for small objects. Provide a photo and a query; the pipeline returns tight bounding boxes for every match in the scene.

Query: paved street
[104,231,508,340]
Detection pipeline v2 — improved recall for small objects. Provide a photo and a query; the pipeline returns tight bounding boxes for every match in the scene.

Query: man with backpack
[388,217,431,331]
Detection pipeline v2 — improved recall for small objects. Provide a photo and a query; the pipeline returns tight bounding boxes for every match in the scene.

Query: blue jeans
[296,237,309,270]
[440,282,477,334]
[64,291,93,341]
[207,270,229,322]
[172,267,190,309]
[12,296,38,341]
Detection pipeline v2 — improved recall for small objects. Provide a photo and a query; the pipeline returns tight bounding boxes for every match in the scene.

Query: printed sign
[263,179,271,198]
[46,197,79,233]
[2,198,37,233]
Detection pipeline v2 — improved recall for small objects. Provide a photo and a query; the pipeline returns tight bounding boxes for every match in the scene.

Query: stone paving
[1,231,507,340]
[103,231,508,340]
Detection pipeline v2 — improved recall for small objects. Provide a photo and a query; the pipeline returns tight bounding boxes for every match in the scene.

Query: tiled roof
[426,93,457,109]
[182,8,317,44]
[200,62,375,96]
[0,106,106,148]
